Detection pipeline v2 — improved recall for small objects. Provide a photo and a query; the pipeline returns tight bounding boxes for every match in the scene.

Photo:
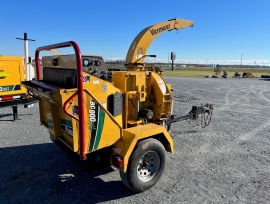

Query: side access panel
[23,74,123,155]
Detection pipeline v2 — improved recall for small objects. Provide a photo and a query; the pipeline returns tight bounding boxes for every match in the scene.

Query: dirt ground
[0,77,269,204]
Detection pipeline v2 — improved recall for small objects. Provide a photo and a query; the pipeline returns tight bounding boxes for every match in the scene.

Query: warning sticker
[158,80,166,94]
[135,54,143,59]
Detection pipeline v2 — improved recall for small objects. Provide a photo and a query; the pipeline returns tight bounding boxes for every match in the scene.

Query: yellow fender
[112,123,174,172]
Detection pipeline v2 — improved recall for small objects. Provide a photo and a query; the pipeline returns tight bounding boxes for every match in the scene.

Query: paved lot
[0,77,269,203]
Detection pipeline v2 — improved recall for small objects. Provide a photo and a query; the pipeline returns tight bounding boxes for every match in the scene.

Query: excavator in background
[22,18,213,192]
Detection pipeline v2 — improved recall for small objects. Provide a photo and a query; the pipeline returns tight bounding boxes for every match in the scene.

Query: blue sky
[1,0,270,65]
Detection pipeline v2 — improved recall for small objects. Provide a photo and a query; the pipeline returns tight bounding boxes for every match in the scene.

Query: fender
[112,123,174,172]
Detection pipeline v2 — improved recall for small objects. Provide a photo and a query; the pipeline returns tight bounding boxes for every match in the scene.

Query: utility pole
[16,33,35,81]
[240,54,243,66]
[16,33,35,108]
[171,52,176,71]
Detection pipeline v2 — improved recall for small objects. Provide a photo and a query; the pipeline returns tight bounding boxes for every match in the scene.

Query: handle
[35,41,86,160]
[63,92,79,121]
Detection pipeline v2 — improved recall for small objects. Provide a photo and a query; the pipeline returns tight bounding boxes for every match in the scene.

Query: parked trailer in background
[0,56,37,120]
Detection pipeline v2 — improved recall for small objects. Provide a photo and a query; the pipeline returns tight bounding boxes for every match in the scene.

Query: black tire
[120,138,166,192]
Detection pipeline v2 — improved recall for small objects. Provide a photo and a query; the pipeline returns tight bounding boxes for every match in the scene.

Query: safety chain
[201,104,213,128]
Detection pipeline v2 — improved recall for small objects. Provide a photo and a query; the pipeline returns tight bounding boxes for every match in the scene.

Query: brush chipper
[23,18,213,192]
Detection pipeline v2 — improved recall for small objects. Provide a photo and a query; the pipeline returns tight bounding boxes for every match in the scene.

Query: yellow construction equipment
[22,18,213,192]
[0,56,37,120]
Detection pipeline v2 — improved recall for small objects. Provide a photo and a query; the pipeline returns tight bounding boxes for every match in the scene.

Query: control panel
[43,54,107,72]
[42,54,111,88]
[81,55,107,74]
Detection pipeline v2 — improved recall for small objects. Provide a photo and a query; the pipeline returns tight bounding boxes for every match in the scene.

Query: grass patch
[162,67,270,78]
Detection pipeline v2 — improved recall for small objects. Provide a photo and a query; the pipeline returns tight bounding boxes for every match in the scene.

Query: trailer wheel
[120,138,166,192]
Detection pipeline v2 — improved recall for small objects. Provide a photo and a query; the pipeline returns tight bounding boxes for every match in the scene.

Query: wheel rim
[137,151,160,182]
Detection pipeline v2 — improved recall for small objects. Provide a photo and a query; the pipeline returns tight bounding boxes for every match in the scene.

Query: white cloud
[104,57,125,62]
[105,57,270,65]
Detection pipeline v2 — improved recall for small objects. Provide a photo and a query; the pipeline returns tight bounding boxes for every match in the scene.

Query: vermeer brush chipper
[23,18,213,192]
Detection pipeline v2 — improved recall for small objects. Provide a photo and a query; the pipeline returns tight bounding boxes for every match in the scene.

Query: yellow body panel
[82,78,123,152]
[112,123,174,172]
[111,71,172,121]
[0,56,27,96]
[25,71,123,154]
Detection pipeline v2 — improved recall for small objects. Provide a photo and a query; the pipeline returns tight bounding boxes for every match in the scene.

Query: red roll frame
[35,41,87,160]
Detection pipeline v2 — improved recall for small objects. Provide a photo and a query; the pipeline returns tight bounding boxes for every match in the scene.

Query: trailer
[0,56,37,120]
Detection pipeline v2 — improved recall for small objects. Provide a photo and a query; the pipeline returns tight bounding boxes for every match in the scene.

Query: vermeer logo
[150,24,170,35]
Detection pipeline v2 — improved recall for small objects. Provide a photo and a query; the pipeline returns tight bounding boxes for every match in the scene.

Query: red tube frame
[35,41,87,160]
[63,92,79,121]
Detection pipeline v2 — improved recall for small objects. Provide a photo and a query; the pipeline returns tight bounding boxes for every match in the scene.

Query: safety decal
[47,119,54,129]
[61,119,73,137]
[158,80,166,94]
[83,76,90,82]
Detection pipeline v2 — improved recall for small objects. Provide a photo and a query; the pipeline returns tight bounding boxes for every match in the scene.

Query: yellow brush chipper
[23,18,213,192]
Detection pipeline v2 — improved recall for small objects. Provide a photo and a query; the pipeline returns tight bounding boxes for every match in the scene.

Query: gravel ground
[0,77,269,204]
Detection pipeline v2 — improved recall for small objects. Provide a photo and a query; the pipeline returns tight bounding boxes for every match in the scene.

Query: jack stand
[12,106,19,120]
